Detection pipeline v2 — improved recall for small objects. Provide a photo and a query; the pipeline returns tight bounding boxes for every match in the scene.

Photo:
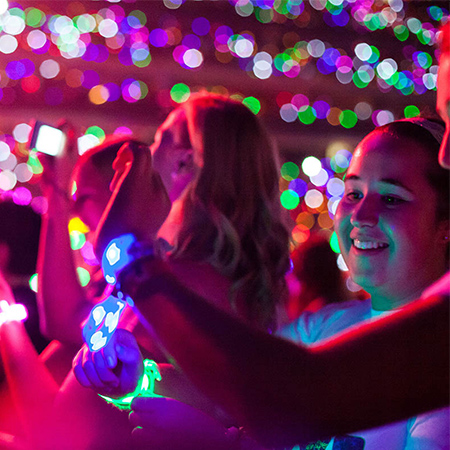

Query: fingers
[72,344,119,392]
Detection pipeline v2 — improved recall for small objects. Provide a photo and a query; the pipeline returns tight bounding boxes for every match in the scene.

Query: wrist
[102,234,154,286]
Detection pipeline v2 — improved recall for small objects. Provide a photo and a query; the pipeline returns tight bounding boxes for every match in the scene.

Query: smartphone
[28,121,67,157]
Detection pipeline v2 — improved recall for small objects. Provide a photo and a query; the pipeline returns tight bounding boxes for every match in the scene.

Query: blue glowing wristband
[102,233,154,285]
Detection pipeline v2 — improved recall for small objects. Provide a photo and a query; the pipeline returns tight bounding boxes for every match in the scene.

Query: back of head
[174,93,290,330]
[73,135,136,185]
[0,201,41,276]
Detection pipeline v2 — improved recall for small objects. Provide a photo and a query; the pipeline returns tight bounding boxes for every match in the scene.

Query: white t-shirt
[278,299,449,450]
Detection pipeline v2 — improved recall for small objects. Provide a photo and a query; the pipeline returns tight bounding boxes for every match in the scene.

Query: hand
[38,120,79,195]
[130,397,230,450]
[94,141,171,258]
[73,328,143,398]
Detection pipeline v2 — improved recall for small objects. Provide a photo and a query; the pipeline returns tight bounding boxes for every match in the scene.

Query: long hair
[171,93,290,331]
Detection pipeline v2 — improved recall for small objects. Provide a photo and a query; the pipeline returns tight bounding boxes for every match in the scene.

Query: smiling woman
[279,117,449,449]
[336,118,449,311]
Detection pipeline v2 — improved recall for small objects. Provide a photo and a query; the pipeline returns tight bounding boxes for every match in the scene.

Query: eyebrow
[345,175,415,194]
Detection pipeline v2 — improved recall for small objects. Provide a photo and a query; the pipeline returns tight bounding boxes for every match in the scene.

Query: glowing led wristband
[82,294,129,352]
[102,234,154,285]
[0,300,27,326]
[99,359,162,410]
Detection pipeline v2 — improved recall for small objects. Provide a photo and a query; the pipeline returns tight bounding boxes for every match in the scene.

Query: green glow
[9,8,26,20]
[385,72,399,86]
[71,181,77,197]
[255,7,274,24]
[417,29,432,45]
[428,6,443,21]
[407,17,422,34]
[128,10,147,27]
[339,110,357,129]
[242,96,261,115]
[352,71,369,89]
[298,106,316,125]
[99,359,162,410]
[76,267,90,287]
[170,83,190,103]
[281,162,300,181]
[29,273,38,293]
[393,25,409,42]
[404,105,420,118]
[26,8,45,27]
[274,53,291,71]
[85,126,105,141]
[367,46,380,64]
[70,231,86,250]
[133,53,152,68]
[27,153,43,175]
[280,190,300,210]
[330,231,340,254]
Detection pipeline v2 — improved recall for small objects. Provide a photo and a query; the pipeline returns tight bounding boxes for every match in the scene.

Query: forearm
[0,321,59,447]
[126,265,449,447]
[37,192,90,344]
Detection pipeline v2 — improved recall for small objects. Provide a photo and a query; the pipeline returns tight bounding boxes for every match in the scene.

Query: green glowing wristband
[98,359,161,410]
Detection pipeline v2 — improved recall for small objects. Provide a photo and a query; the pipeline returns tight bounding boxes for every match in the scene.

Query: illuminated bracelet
[0,300,27,326]
[98,359,162,410]
[102,233,154,286]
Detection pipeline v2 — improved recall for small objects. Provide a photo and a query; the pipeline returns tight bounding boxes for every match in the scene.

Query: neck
[370,269,447,312]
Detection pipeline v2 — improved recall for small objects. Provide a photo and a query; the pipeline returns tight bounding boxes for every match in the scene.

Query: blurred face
[150,109,194,202]
[335,133,447,309]
[437,23,450,168]
[73,161,111,230]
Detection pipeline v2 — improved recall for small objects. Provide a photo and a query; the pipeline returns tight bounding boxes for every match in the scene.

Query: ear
[174,148,195,175]
[437,219,450,246]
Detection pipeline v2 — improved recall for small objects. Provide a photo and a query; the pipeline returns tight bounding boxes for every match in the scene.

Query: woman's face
[334,132,447,308]
[73,161,112,231]
[150,109,194,202]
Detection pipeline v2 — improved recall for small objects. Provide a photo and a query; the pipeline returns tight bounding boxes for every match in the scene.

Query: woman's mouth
[352,239,389,250]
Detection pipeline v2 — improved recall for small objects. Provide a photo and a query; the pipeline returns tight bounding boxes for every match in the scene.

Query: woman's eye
[382,195,406,205]
[345,191,362,201]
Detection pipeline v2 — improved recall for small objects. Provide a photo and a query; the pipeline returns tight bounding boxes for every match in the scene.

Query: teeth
[353,239,388,250]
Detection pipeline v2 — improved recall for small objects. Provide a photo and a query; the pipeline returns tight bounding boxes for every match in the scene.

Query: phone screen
[29,122,66,157]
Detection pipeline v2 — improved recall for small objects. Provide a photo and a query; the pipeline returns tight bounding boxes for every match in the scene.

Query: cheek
[334,203,351,243]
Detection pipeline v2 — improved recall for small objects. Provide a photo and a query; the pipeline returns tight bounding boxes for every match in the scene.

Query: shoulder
[277,299,371,345]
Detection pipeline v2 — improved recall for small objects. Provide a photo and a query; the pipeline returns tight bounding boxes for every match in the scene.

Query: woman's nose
[350,196,379,228]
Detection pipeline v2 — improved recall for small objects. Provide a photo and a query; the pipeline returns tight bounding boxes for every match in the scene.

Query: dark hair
[0,201,41,275]
[291,234,346,303]
[375,119,449,222]
[74,135,139,185]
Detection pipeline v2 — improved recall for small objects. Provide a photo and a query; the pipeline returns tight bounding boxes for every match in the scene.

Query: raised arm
[37,126,94,344]
[119,261,449,448]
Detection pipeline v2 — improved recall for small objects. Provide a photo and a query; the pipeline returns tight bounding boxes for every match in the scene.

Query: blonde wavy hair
[171,93,290,331]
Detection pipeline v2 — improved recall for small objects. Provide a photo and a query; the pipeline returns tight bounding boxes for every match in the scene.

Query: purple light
[173,45,188,64]
[21,59,35,77]
[81,70,100,89]
[118,47,133,66]
[336,55,353,73]
[105,82,121,102]
[6,61,26,80]
[82,44,100,62]
[313,100,330,119]
[289,178,307,197]
[182,34,201,50]
[95,45,109,63]
[332,9,350,27]
[149,28,169,47]
[192,17,210,36]
[32,39,50,55]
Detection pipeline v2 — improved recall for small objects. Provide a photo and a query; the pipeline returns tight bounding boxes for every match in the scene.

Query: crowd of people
[0,21,448,450]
